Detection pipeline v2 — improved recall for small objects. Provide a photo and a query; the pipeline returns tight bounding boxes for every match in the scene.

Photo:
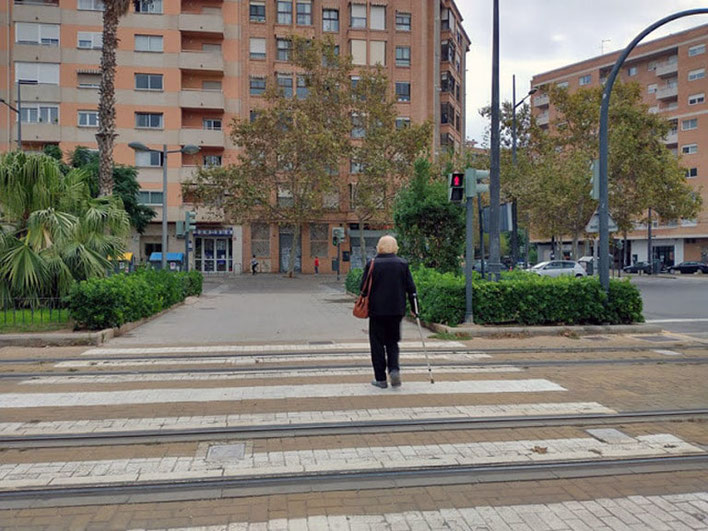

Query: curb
[0,297,196,348]
[426,322,663,338]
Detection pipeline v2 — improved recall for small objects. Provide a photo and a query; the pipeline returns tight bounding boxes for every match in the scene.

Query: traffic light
[590,159,600,200]
[185,211,197,233]
[466,168,490,197]
[332,227,345,246]
[448,172,465,202]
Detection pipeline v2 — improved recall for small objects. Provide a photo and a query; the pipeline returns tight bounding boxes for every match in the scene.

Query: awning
[108,252,133,261]
[76,69,101,75]
[149,252,185,262]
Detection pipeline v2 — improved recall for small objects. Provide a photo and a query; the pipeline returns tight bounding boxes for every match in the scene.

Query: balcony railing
[179,12,224,34]
[656,85,678,100]
[179,127,225,147]
[533,93,549,107]
[179,89,225,109]
[536,111,549,126]
[655,60,678,78]
[22,123,61,142]
[179,51,224,71]
[662,131,678,145]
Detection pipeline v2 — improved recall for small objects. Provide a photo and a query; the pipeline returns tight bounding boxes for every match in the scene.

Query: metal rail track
[2,409,706,448]
[0,454,706,510]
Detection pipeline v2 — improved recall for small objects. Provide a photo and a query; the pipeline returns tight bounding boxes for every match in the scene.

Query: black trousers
[369,315,402,382]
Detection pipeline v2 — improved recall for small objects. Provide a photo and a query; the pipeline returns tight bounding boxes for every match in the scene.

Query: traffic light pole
[185,228,190,272]
[336,241,341,281]
[465,193,474,323]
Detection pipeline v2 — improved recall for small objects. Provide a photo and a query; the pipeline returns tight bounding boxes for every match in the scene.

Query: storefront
[194,228,234,273]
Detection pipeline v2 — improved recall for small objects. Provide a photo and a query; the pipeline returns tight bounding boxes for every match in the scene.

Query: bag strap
[362,259,375,296]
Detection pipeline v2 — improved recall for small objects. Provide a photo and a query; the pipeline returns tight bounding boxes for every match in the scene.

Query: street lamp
[0,79,39,150]
[511,76,537,269]
[129,142,200,271]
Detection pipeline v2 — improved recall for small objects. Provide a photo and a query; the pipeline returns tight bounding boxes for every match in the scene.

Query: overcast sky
[458,0,708,145]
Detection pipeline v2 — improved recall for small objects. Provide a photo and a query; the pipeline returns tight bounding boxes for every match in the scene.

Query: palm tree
[0,151,130,300]
[96,0,134,197]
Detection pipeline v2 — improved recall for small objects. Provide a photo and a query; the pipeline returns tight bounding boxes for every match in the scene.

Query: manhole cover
[206,443,246,462]
[634,335,675,343]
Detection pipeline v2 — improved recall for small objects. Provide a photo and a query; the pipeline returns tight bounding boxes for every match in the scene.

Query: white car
[529,260,587,278]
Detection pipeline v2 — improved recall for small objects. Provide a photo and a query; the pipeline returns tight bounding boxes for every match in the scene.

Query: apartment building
[0,0,469,275]
[530,24,708,267]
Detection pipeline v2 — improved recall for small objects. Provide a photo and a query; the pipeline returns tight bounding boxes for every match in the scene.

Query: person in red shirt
[314,256,320,275]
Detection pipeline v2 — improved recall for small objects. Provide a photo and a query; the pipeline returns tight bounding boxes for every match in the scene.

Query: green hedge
[68,269,204,330]
[345,266,643,326]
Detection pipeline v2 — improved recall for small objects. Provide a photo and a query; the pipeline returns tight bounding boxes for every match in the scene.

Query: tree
[0,152,130,300]
[69,147,156,233]
[185,38,351,277]
[349,68,431,265]
[394,158,464,273]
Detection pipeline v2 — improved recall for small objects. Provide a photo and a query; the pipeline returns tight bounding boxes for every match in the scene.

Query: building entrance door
[195,236,233,273]
[279,226,301,273]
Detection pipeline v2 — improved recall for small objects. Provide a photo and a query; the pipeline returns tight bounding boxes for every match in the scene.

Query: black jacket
[360,253,417,317]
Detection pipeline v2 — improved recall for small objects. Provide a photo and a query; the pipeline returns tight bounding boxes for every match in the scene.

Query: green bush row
[345,266,643,326]
[68,269,203,330]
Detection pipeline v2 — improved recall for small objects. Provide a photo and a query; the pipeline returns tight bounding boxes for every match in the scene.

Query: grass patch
[0,308,71,334]
[430,331,473,341]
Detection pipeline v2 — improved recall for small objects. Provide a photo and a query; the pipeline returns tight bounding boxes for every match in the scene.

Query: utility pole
[488,0,501,280]
[647,207,653,274]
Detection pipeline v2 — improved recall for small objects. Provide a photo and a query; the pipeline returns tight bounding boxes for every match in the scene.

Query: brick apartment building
[0,0,469,275]
[531,24,708,267]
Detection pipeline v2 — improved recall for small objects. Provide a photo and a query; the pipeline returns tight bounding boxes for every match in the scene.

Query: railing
[14,0,59,5]
[0,298,69,329]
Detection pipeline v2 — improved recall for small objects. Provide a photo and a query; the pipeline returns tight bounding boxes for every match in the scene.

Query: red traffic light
[452,174,463,187]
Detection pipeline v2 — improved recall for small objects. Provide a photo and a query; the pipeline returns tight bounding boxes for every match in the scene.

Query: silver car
[529,260,587,278]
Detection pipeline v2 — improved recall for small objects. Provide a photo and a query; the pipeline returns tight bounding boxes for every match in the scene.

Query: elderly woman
[359,235,417,388]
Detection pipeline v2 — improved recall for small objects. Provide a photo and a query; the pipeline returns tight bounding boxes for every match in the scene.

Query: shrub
[346,268,365,295]
[68,269,204,330]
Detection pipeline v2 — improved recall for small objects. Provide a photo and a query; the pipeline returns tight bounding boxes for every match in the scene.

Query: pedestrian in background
[314,256,320,275]
[250,255,258,275]
[360,235,417,388]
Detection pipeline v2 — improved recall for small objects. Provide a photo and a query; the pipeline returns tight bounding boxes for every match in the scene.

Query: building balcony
[13,45,61,63]
[655,61,678,78]
[179,89,225,109]
[536,111,549,126]
[21,123,61,142]
[533,93,549,107]
[662,131,678,145]
[13,83,61,103]
[180,127,225,148]
[179,13,224,34]
[179,51,224,72]
[656,85,678,100]
[13,2,61,23]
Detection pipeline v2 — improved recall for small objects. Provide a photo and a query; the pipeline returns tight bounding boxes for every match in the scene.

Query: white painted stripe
[83,341,466,356]
[653,349,682,356]
[24,366,521,385]
[646,318,708,323]
[0,379,565,408]
[0,402,615,436]
[131,493,708,531]
[56,352,492,368]
[0,433,700,490]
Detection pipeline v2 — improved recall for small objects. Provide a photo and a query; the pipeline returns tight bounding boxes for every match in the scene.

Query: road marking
[56,352,492,368]
[0,379,565,408]
[646,318,708,323]
[653,349,683,356]
[22,366,522,385]
[83,341,466,356]
[0,402,615,436]
[0,433,700,490]
[130,493,708,531]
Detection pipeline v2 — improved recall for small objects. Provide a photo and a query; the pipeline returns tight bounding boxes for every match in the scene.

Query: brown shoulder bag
[353,259,374,319]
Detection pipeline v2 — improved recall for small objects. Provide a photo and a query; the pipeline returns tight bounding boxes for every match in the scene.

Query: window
[395,117,410,129]
[249,38,266,60]
[277,1,292,24]
[688,44,705,57]
[627,66,637,76]
[369,41,385,65]
[135,151,163,167]
[681,144,697,154]
[250,1,265,22]
[276,38,291,61]
[350,39,366,65]
[688,68,705,81]
[351,113,365,138]
[135,73,163,90]
[202,43,221,53]
[78,73,100,88]
[441,7,450,30]
[395,82,410,102]
[296,75,308,99]
[202,80,222,90]
[396,46,410,67]
[77,0,104,11]
[440,103,452,124]
[310,224,328,257]
[135,112,163,129]
[249,109,260,123]
[648,61,657,71]
[203,155,222,167]
[579,74,591,86]
[296,0,311,25]
[135,34,163,52]
[682,118,697,131]
[250,76,266,96]
[20,104,58,124]
[134,0,162,13]
[251,223,270,256]
[203,118,222,130]
[396,12,411,31]
[688,93,705,105]
[350,4,366,29]
[77,31,102,49]
[15,62,59,84]
[350,160,363,174]
[139,190,163,205]
[15,23,59,46]
[350,76,360,90]
[370,5,385,30]
[78,110,98,127]
[686,167,698,178]
[323,9,339,32]
[277,75,293,98]
[647,83,657,94]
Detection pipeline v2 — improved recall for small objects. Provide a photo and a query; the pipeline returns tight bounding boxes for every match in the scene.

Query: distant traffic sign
[586,209,618,233]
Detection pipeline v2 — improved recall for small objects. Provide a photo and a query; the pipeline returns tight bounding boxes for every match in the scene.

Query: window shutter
[351,4,366,18]
[43,24,60,42]
[350,39,366,65]
[250,38,266,54]
[38,63,60,84]
[370,6,385,30]
[369,40,385,65]
[15,23,39,43]
[15,62,37,82]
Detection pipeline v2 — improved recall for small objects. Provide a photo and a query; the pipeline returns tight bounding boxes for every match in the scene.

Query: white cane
[413,295,434,384]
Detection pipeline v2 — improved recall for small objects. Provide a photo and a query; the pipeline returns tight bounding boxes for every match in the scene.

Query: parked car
[528,260,586,278]
[669,261,708,274]
[623,261,652,274]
